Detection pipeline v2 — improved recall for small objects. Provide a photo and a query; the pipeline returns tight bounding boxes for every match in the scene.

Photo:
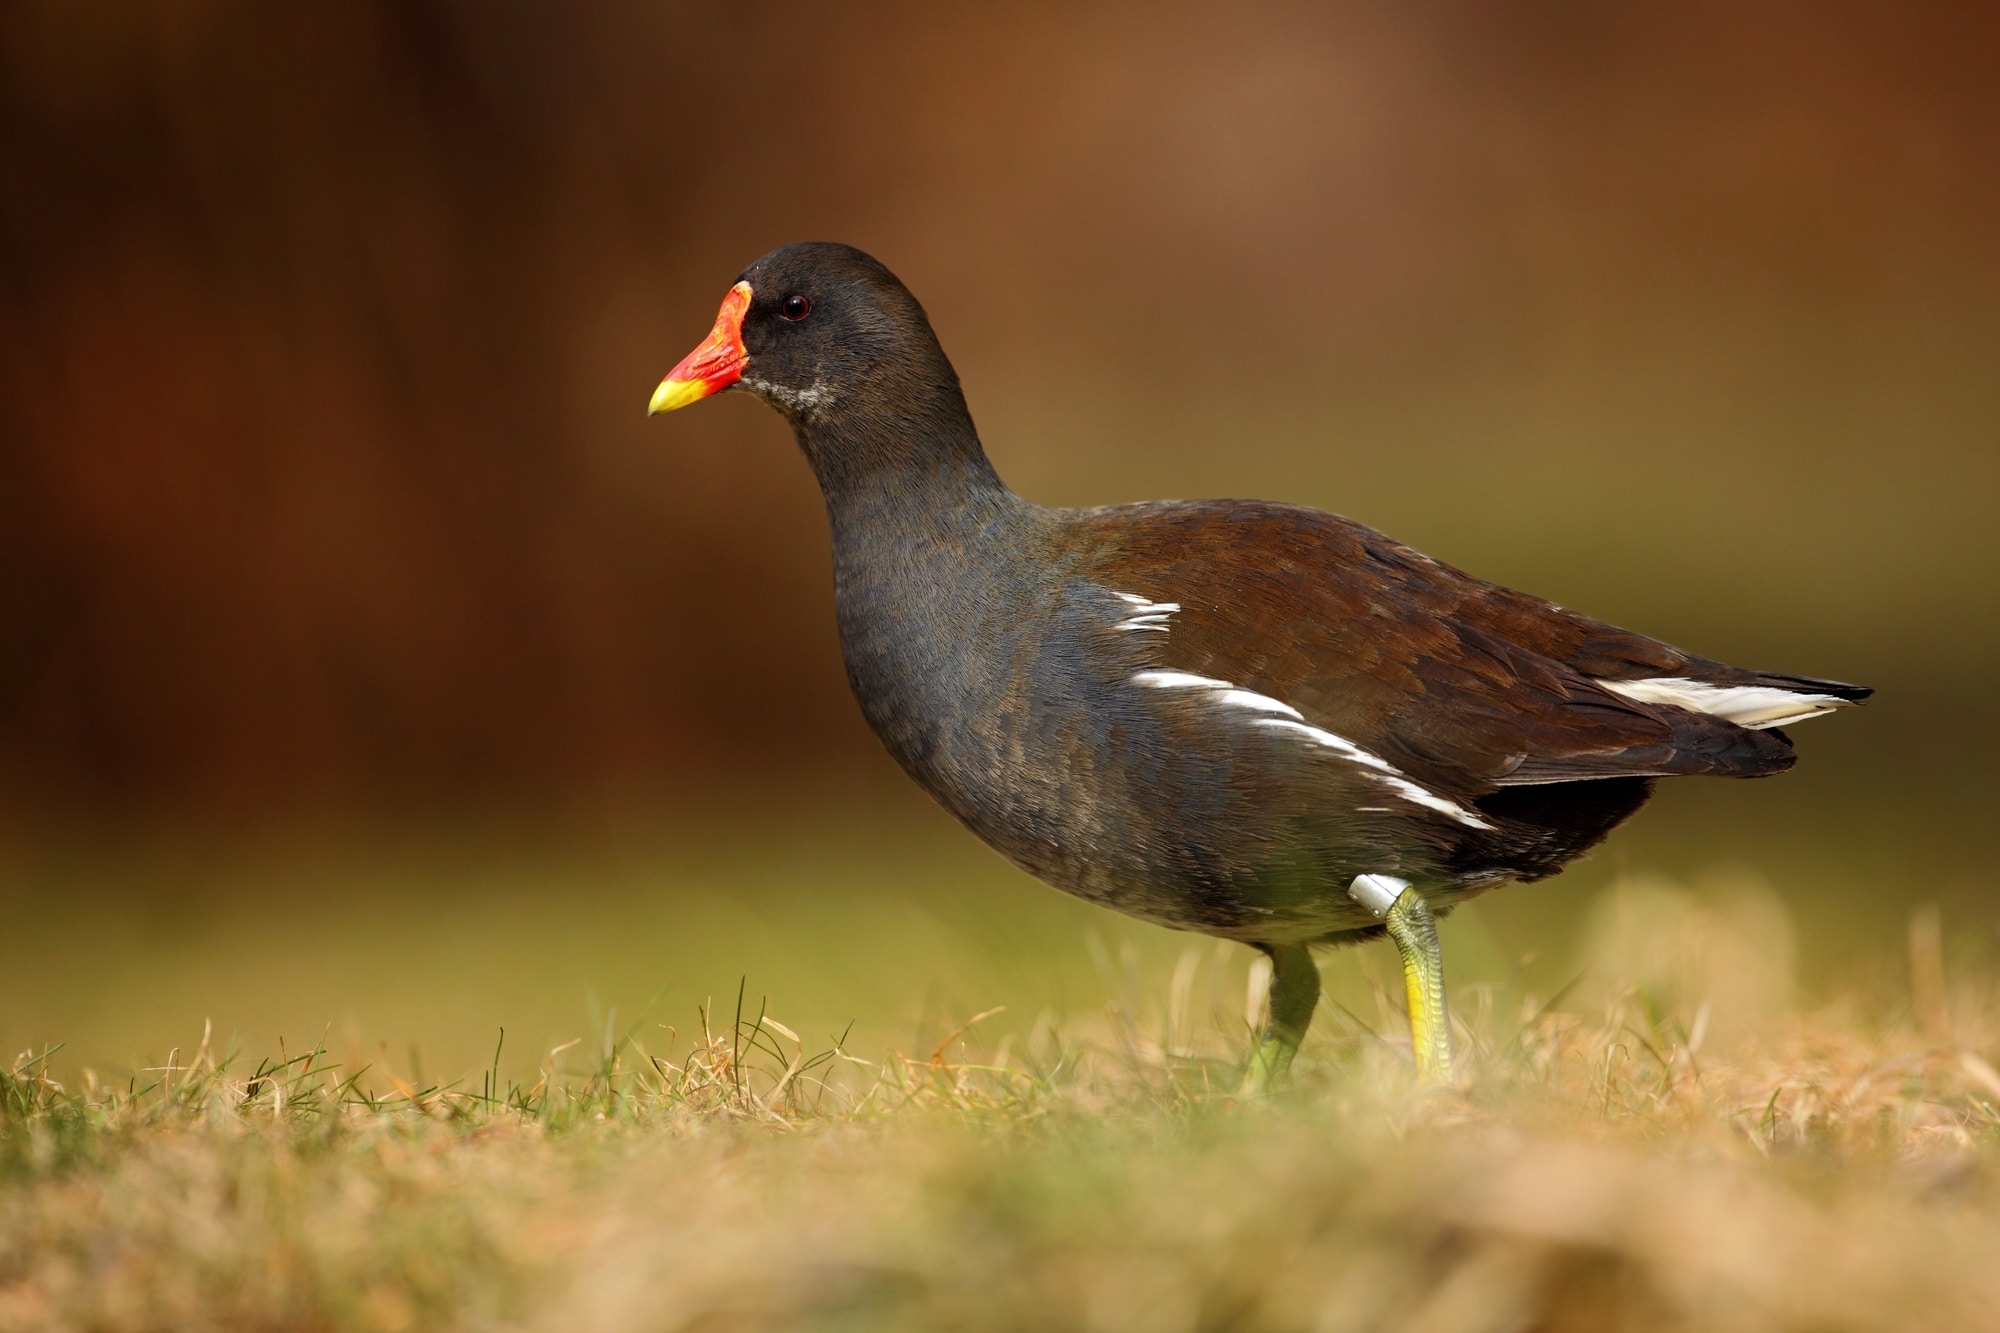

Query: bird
[647,241,1870,1092]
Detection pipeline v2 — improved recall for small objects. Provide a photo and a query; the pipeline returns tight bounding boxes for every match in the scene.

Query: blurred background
[2,2,1995,1081]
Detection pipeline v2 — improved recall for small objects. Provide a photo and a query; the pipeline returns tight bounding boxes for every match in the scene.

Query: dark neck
[792,372,1025,537]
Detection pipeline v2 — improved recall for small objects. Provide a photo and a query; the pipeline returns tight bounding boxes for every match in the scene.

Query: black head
[649,242,968,437]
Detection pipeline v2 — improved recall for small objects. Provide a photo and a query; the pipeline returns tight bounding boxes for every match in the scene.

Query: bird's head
[648,242,954,429]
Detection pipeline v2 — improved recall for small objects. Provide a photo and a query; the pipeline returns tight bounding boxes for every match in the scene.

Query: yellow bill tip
[648,376,709,416]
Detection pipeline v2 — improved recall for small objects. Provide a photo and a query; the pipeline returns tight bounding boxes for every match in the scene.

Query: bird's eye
[781,294,810,321]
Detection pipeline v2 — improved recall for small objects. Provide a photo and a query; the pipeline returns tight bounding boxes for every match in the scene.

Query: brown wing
[1063,499,1796,800]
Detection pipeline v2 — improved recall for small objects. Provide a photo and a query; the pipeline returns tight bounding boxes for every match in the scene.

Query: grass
[8,898,2000,1333]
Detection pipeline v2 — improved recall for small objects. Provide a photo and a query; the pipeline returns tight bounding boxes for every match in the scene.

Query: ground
[7,939,2000,1333]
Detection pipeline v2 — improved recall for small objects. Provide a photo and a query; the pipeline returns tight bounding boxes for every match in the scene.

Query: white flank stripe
[1131,671,1495,830]
[1215,689,1302,719]
[1132,670,1232,691]
[1112,593,1182,633]
[1598,676,1851,729]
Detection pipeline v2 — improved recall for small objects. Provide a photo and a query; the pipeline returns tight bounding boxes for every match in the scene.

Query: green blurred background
[2,3,1995,1082]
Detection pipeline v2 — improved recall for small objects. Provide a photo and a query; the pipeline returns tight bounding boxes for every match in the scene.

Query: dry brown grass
[6,898,2000,1333]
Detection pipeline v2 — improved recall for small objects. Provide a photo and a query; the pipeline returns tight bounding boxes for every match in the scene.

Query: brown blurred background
[2,3,1997,1072]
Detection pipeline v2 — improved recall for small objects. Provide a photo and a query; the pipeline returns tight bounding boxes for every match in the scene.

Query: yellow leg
[1385,886,1452,1083]
[1347,874,1453,1084]
[1238,941,1320,1096]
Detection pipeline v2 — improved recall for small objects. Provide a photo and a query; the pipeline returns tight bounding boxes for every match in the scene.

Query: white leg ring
[1347,873,1411,918]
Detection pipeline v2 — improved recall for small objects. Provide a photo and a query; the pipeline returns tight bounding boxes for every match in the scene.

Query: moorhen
[648,243,1869,1090]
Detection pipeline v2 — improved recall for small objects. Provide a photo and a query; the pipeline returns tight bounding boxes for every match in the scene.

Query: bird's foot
[1237,1030,1299,1098]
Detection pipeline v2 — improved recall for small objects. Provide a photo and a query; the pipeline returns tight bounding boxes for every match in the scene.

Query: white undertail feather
[1596,676,1853,729]
[1131,671,1495,830]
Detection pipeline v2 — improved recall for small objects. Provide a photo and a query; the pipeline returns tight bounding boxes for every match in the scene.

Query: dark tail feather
[1733,670,1873,704]
[1503,711,1796,785]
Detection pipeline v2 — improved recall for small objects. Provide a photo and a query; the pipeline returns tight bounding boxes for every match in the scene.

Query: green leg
[1348,875,1453,1084]
[1239,941,1321,1096]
